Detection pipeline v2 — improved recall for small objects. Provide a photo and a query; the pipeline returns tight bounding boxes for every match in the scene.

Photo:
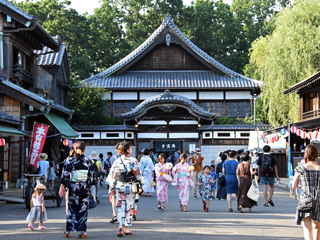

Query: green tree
[249,0,320,126]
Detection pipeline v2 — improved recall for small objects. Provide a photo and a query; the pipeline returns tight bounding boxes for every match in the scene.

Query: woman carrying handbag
[155,153,172,211]
[293,144,320,240]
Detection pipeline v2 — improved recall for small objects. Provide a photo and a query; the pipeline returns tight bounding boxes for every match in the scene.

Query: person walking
[155,153,170,211]
[26,183,47,230]
[216,153,227,200]
[237,152,257,213]
[223,150,239,212]
[172,153,194,212]
[59,141,94,239]
[251,151,259,177]
[139,149,155,197]
[257,145,280,207]
[48,161,55,188]
[173,149,181,166]
[37,153,50,183]
[107,141,143,237]
[293,144,320,240]
[197,166,214,212]
[189,148,204,199]
[89,151,102,204]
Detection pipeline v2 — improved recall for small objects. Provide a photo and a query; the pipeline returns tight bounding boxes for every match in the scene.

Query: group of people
[24,141,320,240]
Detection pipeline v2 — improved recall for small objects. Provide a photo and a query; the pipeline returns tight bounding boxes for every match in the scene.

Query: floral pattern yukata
[209,171,218,191]
[60,155,94,232]
[139,156,155,193]
[198,174,213,201]
[172,162,194,205]
[107,155,142,227]
[155,163,169,202]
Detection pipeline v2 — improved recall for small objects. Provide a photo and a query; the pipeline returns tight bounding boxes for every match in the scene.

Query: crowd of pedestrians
[24,141,320,240]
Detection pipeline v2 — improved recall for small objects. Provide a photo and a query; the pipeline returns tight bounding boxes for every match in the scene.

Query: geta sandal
[125,231,132,235]
[78,232,87,239]
[64,231,70,238]
[117,227,123,237]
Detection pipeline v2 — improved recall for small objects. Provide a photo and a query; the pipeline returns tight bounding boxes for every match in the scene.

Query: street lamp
[251,94,260,152]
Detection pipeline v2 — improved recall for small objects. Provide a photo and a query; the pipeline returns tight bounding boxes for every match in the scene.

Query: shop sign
[155,141,181,152]
[28,123,49,167]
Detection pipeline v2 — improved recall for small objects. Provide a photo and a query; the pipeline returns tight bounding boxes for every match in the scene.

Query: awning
[0,125,25,137]
[44,113,79,139]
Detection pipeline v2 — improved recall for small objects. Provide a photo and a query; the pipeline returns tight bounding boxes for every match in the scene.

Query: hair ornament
[76,149,82,154]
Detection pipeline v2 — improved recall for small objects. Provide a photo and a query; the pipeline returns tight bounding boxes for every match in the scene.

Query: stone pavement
[0,181,304,240]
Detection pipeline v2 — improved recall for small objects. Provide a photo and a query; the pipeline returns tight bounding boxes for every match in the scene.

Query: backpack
[92,160,101,178]
[261,155,274,176]
[104,158,111,171]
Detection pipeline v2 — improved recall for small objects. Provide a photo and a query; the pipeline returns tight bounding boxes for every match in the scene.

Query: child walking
[48,161,55,188]
[26,183,47,230]
[197,166,214,212]
[209,165,218,199]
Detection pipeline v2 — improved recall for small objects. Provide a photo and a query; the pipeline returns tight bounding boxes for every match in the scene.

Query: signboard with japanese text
[155,141,181,152]
[28,123,49,167]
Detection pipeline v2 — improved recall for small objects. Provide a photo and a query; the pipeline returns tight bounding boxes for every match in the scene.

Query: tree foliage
[248,0,320,126]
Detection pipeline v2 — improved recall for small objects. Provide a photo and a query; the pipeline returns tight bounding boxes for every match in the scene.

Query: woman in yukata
[172,153,194,212]
[155,153,170,210]
[139,148,155,197]
[108,141,143,237]
[59,141,94,239]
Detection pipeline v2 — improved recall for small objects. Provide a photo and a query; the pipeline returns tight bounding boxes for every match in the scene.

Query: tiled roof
[0,76,72,115]
[84,15,261,89]
[284,71,320,95]
[120,90,215,119]
[74,125,137,131]
[0,0,33,25]
[0,110,21,125]
[199,124,271,131]
[88,70,260,89]
[36,43,66,66]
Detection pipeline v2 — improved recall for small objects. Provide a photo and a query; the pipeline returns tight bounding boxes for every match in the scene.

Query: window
[199,102,223,117]
[226,101,250,118]
[106,133,119,138]
[240,133,250,137]
[81,133,94,138]
[218,133,230,137]
[113,101,137,117]
[127,133,132,138]
[203,131,212,139]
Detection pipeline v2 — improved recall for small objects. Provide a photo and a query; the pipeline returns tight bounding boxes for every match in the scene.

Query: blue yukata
[197,174,213,201]
[60,155,94,232]
[209,171,218,191]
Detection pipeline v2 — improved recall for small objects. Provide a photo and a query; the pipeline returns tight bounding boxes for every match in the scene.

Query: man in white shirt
[37,153,49,182]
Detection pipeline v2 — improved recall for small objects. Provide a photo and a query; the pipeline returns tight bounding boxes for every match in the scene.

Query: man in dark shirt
[257,145,280,207]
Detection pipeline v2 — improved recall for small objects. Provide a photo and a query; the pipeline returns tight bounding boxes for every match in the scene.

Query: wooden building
[0,0,77,186]
[82,15,262,164]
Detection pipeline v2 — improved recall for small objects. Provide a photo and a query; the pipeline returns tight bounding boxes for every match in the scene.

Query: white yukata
[139,155,155,192]
[107,155,142,227]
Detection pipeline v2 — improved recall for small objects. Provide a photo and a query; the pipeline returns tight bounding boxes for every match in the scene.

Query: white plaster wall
[199,91,224,100]
[200,145,248,166]
[113,92,137,100]
[225,91,251,100]
[140,91,197,100]
[84,146,136,160]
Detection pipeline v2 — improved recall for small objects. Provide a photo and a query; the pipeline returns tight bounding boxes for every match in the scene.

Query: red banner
[28,123,49,167]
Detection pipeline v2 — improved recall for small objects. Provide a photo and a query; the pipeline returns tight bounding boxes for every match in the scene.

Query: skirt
[26,206,47,222]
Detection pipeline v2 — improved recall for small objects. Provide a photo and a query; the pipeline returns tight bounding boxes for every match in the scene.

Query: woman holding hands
[155,153,171,211]
[172,153,194,212]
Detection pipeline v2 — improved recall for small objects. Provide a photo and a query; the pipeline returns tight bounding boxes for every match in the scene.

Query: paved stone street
[0,184,303,240]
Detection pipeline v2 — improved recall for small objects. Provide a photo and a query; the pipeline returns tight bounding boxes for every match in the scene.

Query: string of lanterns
[290,126,319,140]
[260,128,287,144]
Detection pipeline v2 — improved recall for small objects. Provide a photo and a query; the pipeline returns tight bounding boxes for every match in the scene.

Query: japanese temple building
[81,15,266,163]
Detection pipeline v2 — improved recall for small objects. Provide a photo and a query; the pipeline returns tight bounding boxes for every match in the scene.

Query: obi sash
[71,169,88,182]
[178,172,187,178]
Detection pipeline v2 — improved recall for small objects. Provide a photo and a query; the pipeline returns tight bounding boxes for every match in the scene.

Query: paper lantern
[280,128,287,135]
[300,131,306,139]
[263,137,267,143]
[275,135,280,141]
[63,139,69,146]
[261,134,265,140]
[313,131,319,139]
[291,126,297,133]
[0,138,5,146]
[272,136,275,143]
[307,132,312,139]
[296,129,301,136]
[73,143,76,149]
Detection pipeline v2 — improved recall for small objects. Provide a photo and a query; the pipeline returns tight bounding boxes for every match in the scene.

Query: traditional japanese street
[0,183,303,240]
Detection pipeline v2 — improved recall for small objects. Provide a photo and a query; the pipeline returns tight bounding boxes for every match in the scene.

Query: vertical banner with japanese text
[28,122,49,167]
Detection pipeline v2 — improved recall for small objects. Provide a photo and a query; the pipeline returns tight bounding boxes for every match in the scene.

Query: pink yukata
[155,163,169,202]
[172,162,194,205]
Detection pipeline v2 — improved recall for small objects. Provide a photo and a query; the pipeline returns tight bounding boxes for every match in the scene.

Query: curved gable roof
[120,90,215,121]
[85,15,261,89]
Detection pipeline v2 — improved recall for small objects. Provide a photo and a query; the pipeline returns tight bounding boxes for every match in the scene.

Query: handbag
[163,174,172,182]
[247,179,259,202]
[219,175,226,187]
[298,177,319,213]
[89,195,96,210]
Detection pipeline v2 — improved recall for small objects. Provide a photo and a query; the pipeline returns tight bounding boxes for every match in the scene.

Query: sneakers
[38,226,46,230]
[268,199,275,206]
[28,224,34,230]
[194,195,197,199]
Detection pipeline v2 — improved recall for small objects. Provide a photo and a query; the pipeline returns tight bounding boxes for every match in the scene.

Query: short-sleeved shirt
[38,160,49,177]
[190,154,204,172]
[257,153,277,177]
